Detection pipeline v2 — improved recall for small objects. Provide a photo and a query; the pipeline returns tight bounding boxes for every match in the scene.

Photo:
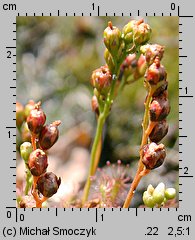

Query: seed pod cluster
[20,101,61,204]
[143,183,176,208]
[142,44,170,144]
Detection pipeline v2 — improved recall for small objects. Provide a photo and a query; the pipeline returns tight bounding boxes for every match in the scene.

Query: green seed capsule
[153,183,165,204]
[143,191,155,208]
[165,188,176,200]
[20,142,33,163]
[104,21,121,58]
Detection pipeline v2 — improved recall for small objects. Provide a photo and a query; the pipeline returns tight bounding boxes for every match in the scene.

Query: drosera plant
[82,18,172,208]
[18,101,61,208]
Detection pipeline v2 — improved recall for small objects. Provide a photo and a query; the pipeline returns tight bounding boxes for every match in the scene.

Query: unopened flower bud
[140,44,164,65]
[104,21,121,57]
[153,182,165,204]
[39,120,61,150]
[149,95,170,121]
[91,65,112,96]
[16,101,25,128]
[149,120,168,143]
[165,188,176,200]
[104,48,115,73]
[37,172,61,198]
[20,142,33,163]
[145,58,167,85]
[142,142,166,170]
[91,95,99,115]
[143,191,155,208]
[27,102,46,134]
[24,100,35,119]
[28,149,48,176]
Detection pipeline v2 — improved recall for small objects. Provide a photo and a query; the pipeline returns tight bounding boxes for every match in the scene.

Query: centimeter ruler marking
[4,2,194,217]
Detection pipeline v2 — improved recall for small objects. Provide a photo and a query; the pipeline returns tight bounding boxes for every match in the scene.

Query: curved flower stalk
[123,44,170,208]
[82,19,152,205]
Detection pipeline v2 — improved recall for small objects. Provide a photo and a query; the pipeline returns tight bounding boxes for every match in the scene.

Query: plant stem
[123,168,150,208]
[31,134,36,150]
[92,137,102,174]
[82,74,118,205]
[82,113,105,205]
[123,85,155,208]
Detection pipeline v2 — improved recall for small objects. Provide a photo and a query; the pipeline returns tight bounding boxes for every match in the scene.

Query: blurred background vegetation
[17,17,178,207]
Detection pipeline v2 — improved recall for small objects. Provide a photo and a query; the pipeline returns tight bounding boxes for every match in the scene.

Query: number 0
[171,3,176,10]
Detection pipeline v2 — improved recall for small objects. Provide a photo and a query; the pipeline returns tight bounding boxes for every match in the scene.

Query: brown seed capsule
[39,121,61,150]
[142,142,166,170]
[16,101,25,128]
[152,81,168,97]
[37,172,61,198]
[149,95,170,121]
[145,58,167,85]
[91,65,112,96]
[140,44,164,65]
[28,149,48,176]
[149,120,168,143]
[27,102,46,134]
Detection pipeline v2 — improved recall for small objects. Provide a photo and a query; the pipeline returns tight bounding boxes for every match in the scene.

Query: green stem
[24,167,32,195]
[82,74,118,205]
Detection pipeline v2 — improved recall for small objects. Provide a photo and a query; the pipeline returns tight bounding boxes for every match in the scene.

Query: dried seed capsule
[91,65,112,96]
[16,101,25,128]
[122,19,151,46]
[122,20,137,44]
[165,188,176,200]
[145,58,167,85]
[153,182,165,204]
[24,100,35,119]
[152,81,168,97]
[142,142,166,170]
[39,121,61,150]
[20,142,33,163]
[149,95,170,122]
[140,44,164,65]
[28,149,48,176]
[37,172,61,198]
[104,21,121,57]
[149,120,168,143]
[133,20,151,46]
[27,102,46,134]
